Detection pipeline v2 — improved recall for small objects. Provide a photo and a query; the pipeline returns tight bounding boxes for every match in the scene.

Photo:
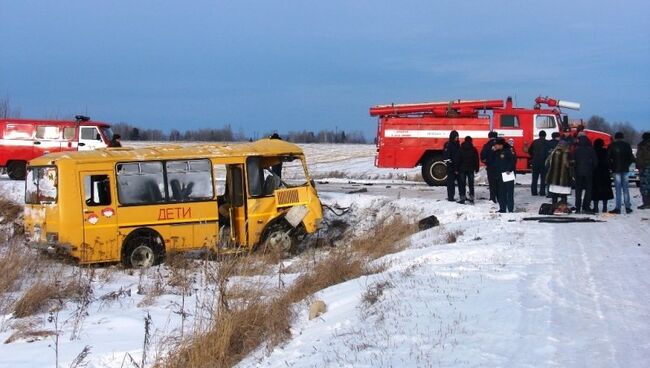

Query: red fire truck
[370,96,612,186]
[0,116,113,180]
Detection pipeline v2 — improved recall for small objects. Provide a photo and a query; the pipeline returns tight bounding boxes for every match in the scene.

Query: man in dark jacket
[528,131,549,196]
[444,130,462,201]
[608,132,635,214]
[110,134,122,147]
[637,132,650,209]
[493,138,516,213]
[481,131,499,203]
[573,135,598,213]
[458,136,480,204]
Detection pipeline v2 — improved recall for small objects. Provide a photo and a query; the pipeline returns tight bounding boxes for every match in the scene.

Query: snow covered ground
[1,143,649,367]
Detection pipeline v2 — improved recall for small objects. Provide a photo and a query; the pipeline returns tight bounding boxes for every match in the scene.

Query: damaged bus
[24,139,323,267]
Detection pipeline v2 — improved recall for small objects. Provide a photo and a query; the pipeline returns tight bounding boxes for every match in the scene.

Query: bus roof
[28,138,304,166]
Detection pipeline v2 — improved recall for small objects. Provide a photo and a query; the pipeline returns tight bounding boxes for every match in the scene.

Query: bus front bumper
[28,241,72,256]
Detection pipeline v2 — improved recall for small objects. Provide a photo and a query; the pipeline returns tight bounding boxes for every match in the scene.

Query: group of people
[443,128,650,214]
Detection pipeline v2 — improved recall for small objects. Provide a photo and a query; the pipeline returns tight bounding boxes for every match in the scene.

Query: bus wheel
[7,161,26,180]
[123,235,163,268]
[260,221,294,256]
[421,155,447,186]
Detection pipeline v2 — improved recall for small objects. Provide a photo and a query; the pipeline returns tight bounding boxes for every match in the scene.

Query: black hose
[322,204,350,217]
[522,216,604,223]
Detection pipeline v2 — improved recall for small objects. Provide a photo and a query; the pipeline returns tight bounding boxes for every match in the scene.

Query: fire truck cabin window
[535,115,556,129]
[117,162,165,204]
[166,159,213,202]
[84,175,111,206]
[81,127,101,140]
[500,115,519,128]
[35,126,60,139]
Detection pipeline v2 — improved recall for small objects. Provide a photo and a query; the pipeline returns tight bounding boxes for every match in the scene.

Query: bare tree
[0,96,20,118]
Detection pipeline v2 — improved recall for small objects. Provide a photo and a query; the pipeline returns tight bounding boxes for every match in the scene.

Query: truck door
[80,172,119,262]
[227,164,248,246]
[34,125,63,156]
[533,114,558,139]
[79,126,107,151]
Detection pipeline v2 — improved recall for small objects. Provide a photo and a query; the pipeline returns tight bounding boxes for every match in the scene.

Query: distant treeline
[587,115,646,144]
[111,122,368,144]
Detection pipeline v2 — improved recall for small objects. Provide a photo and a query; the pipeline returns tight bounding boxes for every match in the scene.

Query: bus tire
[7,161,27,180]
[259,220,295,256]
[122,231,164,268]
[421,154,447,186]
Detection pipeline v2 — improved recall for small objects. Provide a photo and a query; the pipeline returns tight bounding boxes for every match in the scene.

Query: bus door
[80,172,119,262]
[227,164,248,246]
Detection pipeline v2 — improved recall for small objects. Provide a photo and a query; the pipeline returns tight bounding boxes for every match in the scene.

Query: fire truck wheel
[122,233,164,268]
[421,155,447,186]
[7,161,27,180]
[260,220,295,256]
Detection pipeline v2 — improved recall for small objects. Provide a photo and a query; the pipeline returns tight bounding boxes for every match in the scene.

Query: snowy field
[0,143,649,367]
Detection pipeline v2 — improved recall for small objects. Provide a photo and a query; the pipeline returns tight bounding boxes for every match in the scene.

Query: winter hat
[594,138,604,148]
[495,138,506,145]
[643,132,650,141]
[539,130,546,138]
[449,130,459,140]
[464,136,473,143]
[488,131,498,139]
[614,132,624,139]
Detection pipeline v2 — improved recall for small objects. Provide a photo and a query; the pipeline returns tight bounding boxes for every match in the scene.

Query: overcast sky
[2,0,649,138]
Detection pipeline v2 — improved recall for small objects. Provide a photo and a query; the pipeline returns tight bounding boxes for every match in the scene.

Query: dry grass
[445,229,465,244]
[12,274,89,318]
[0,196,24,240]
[163,215,418,368]
[361,280,393,308]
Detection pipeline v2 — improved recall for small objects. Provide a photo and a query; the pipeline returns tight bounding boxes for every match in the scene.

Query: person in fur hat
[546,140,572,205]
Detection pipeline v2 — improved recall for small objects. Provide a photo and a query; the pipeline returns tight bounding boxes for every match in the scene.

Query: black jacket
[443,140,461,171]
[637,138,650,171]
[459,141,480,173]
[607,140,634,173]
[573,136,597,176]
[480,139,497,171]
[592,144,614,201]
[494,144,516,174]
[528,137,549,168]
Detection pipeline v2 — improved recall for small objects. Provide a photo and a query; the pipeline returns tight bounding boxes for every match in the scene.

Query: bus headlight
[46,232,59,243]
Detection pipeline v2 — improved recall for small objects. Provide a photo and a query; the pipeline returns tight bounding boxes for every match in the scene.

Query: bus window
[166,159,213,202]
[230,166,244,207]
[117,162,165,204]
[246,157,264,197]
[213,164,227,196]
[84,175,111,206]
[280,156,308,187]
[25,167,58,204]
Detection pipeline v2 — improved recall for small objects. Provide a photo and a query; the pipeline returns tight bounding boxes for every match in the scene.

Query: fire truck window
[35,126,61,139]
[84,175,111,206]
[535,115,556,129]
[166,159,213,202]
[81,127,100,140]
[63,127,75,140]
[500,115,519,128]
[4,124,32,139]
[117,161,166,204]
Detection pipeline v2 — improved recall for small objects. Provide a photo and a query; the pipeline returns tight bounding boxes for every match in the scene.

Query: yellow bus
[24,139,323,267]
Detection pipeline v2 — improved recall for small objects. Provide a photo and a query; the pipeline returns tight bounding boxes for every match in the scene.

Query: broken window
[25,166,58,204]
[166,159,213,202]
[116,162,165,204]
[84,175,111,206]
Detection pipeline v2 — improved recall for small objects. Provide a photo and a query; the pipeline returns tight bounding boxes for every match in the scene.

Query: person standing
[608,132,635,214]
[494,138,516,213]
[546,140,572,205]
[636,132,650,209]
[110,134,122,147]
[528,131,549,196]
[458,136,480,204]
[444,130,462,202]
[544,132,561,197]
[481,131,499,203]
[573,135,597,213]
[591,138,614,213]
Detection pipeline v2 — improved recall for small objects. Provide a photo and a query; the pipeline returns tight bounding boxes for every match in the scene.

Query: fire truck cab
[0,116,113,180]
[370,96,611,186]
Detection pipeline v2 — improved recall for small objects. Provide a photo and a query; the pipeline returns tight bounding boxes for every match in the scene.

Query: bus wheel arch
[7,160,27,180]
[121,228,165,268]
[258,217,298,256]
[420,151,447,186]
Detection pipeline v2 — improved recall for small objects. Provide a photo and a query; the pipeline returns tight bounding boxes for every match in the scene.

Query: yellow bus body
[24,139,323,266]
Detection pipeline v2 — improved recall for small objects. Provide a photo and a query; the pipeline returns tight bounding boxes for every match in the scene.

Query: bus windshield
[25,166,58,204]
